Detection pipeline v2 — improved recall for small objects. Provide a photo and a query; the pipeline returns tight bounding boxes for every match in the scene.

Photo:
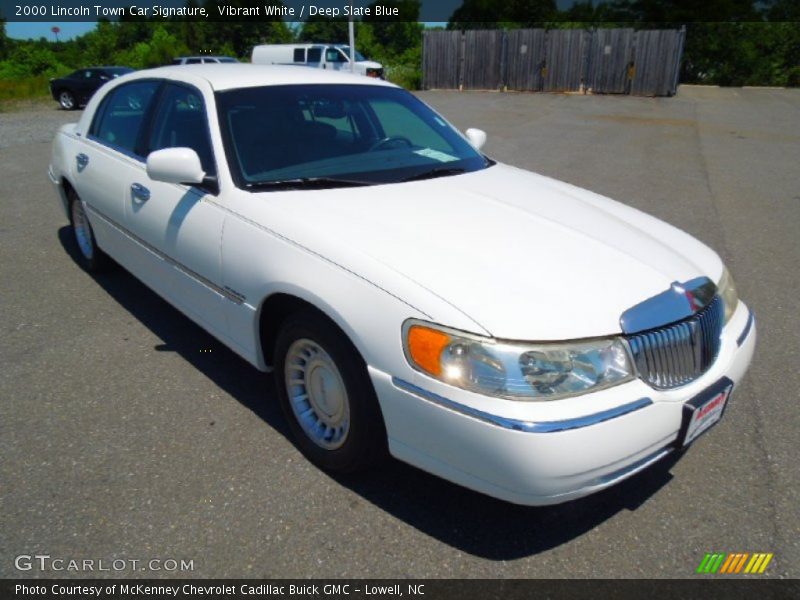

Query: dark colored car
[49,67,134,110]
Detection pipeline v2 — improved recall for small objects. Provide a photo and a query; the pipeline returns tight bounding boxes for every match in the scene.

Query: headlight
[717,266,739,324]
[402,321,634,401]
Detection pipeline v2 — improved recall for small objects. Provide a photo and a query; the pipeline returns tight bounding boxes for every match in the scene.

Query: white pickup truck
[252,43,384,78]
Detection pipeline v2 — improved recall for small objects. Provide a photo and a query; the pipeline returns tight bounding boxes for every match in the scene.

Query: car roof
[125,63,396,91]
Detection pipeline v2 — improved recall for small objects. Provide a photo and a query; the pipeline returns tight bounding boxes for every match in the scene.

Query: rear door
[76,79,161,237]
[76,79,178,293]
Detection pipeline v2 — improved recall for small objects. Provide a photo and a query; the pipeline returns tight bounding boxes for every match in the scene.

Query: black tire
[274,310,387,474]
[67,189,110,272]
[58,89,77,111]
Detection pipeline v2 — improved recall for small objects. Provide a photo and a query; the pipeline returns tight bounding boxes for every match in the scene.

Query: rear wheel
[58,89,76,110]
[68,190,109,272]
[274,310,387,473]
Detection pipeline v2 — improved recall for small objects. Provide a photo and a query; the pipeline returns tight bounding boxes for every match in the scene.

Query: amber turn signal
[407,325,451,376]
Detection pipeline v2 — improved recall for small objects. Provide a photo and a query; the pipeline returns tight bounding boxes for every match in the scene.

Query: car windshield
[339,47,366,62]
[216,84,490,190]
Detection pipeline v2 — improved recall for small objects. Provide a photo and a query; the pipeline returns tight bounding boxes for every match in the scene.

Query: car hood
[260,163,722,340]
[357,60,383,69]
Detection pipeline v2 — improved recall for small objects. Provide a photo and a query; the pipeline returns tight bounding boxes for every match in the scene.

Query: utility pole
[348,2,355,72]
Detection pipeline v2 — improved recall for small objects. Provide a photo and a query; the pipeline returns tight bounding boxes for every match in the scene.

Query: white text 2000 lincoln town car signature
[49,65,756,505]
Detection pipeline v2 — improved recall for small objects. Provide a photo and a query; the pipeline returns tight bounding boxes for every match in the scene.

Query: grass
[0,75,52,102]
[0,76,54,112]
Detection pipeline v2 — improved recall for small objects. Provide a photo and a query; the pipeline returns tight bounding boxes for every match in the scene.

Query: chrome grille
[626,295,724,389]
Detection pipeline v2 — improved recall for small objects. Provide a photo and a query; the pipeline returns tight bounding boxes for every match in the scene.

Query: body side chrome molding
[737,310,755,347]
[391,377,653,433]
[85,203,246,305]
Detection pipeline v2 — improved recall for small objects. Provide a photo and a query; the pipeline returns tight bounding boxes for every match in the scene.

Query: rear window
[89,81,160,156]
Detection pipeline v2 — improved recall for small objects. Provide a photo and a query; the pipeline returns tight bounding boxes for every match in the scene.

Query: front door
[122,82,228,340]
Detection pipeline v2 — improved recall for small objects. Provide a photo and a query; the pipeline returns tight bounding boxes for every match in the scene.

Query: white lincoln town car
[49,65,756,505]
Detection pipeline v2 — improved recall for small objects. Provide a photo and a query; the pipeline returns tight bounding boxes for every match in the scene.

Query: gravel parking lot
[1,86,798,579]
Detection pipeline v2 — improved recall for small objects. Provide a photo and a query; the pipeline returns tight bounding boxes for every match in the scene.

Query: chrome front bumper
[370,304,756,505]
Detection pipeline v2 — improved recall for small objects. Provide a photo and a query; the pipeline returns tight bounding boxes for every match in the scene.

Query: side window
[326,48,347,63]
[90,81,159,156]
[307,48,322,64]
[186,58,202,64]
[293,48,306,63]
[146,84,216,178]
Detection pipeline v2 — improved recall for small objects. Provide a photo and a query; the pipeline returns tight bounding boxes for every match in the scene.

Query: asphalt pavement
[1,86,798,578]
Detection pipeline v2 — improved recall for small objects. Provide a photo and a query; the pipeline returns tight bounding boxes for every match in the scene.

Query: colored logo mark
[696,552,774,574]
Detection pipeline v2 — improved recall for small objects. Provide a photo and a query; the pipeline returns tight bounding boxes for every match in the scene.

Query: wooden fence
[422,27,685,97]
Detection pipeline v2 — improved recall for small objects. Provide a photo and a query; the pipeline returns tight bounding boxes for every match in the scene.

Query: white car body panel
[49,65,756,505]
[252,164,723,340]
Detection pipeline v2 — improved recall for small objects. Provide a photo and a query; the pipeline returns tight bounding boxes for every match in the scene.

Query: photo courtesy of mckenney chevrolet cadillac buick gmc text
[48,64,755,505]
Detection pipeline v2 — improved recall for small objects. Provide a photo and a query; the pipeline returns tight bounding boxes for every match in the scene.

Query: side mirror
[146,147,205,185]
[465,128,487,150]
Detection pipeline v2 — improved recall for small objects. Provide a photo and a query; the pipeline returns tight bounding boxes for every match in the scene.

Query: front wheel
[58,90,77,110]
[274,310,387,473]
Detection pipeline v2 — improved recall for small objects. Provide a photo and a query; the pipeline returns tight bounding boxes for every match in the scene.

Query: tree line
[0,0,798,94]
[0,1,424,91]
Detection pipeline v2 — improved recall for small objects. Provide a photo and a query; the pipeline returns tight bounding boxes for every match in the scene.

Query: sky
[7,22,97,41]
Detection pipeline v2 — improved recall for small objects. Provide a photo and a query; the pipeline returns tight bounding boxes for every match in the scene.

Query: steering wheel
[370,136,413,151]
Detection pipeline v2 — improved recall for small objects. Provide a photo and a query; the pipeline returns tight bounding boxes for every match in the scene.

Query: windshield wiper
[245,176,374,191]
[399,167,466,182]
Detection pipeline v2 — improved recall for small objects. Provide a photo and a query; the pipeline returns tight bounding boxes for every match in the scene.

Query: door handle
[130,183,150,202]
[76,153,89,171]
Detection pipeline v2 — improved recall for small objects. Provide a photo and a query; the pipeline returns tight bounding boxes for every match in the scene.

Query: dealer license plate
[678,380,733,447]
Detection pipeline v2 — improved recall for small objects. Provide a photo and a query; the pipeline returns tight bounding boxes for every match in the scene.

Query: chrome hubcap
[285,338,350,450]
[60,92,73,109]
[71,200,94,260]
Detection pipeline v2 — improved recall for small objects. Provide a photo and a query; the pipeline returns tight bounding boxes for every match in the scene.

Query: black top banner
[6,0,455,22]
[0,0,792,23]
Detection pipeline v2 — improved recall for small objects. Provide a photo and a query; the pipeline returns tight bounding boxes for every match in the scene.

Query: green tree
[83,20,119,66]
[765,0,800,21]
[201,0,292,56]
[0,43,67,78]
[363,1,423,59]
[449,0,557,29]
[298,16,350,43]
[115,25,190,68]
[0,19,8,61]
